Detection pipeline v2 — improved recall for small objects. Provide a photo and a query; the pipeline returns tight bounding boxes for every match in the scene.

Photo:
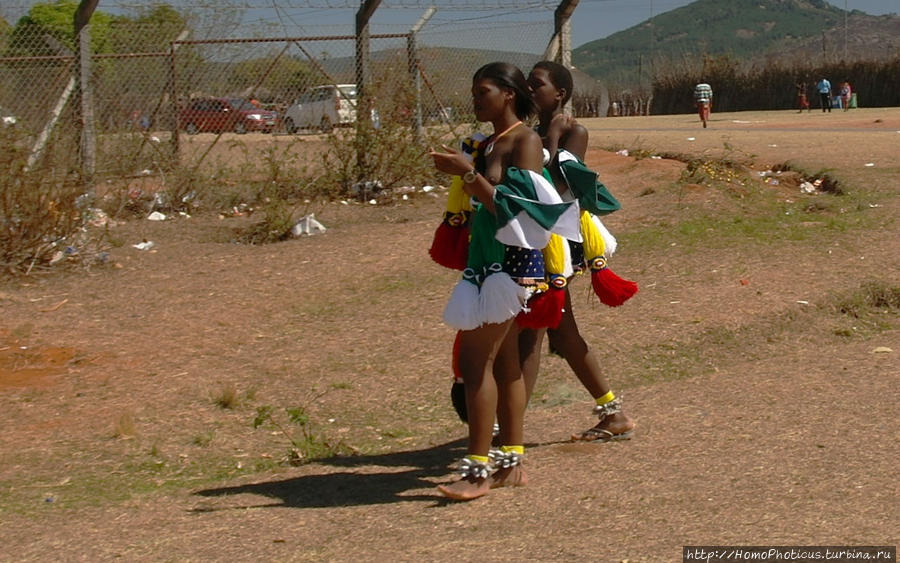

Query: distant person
[693,81,712,128]
[795,80,810,113]
[839,81,852,111]
[816,77,832,112]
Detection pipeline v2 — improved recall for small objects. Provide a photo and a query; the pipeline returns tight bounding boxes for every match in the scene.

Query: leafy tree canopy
[6,1,188,57]
[8,0,113,56]
[107,4,188,53]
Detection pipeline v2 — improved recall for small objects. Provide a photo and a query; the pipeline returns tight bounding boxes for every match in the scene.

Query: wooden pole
[74,0,99,188]
[356,0,382,177]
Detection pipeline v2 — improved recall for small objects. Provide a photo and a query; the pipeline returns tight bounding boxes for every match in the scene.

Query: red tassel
[429,221,469,271]
[590,262,638,307]
[516,288,565,329]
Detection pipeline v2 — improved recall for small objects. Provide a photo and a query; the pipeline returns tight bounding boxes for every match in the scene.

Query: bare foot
[490,465,527,489]
[437,476,491,501]
[572,412,635,442]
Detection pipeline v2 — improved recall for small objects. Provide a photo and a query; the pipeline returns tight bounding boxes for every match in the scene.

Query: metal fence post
[408,7,435,143]
[544,0,578,116]
[356,0,381,178]
[77,25,96,185]
[170,41,179,162]
[74,0,99,187]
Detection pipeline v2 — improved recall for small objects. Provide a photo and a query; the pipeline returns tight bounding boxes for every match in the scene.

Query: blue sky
[240,0,900,54]
[226,0,900,54]
[4,0,898,50]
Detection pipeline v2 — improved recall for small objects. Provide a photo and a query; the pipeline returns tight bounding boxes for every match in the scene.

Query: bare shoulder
[568,121,589,141]
[560,120,589,159]
[511,127,544,170]
[515,126,543,150]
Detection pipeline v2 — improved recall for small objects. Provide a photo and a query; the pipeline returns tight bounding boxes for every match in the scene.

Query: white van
[283,84,357,133]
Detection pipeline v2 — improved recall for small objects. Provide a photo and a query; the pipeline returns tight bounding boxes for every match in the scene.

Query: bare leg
[547,289,634,438]
[438,320,512,501]
[518,327,546,405]
[458,321,512,456]
[490,322,528,488]
[495,322,526,448]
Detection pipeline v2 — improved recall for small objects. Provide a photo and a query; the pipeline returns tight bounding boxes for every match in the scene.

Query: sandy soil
[0,109,898,562]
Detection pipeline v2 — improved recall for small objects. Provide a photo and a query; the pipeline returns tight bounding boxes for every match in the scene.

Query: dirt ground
[1,109,898,561]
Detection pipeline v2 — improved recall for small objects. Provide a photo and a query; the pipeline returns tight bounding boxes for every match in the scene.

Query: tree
[6,0,113,57]
[107,4,188,54]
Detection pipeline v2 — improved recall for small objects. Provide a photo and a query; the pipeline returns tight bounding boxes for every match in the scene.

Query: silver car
[283,84,357,133]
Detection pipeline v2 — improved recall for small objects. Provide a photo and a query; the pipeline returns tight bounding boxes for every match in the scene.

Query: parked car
[179,97,277,134]
[282,84,357,133]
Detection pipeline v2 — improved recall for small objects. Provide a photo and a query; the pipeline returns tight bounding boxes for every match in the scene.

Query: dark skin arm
[545,114,588,161]
[543,115,588,194]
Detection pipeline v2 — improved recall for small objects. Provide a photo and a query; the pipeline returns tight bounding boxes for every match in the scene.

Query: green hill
[573,0,897,87]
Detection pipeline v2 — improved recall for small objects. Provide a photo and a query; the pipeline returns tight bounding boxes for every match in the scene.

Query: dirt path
[1,109,898,561]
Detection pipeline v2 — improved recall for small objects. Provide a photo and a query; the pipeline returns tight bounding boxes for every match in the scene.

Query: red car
[179,97,277,134]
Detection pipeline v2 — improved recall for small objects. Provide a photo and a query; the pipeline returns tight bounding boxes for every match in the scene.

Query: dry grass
[0,108,898,560]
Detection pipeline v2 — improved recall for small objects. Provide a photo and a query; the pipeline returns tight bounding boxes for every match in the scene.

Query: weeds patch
[0,127,110,275]
[625,185,878,253]
[825,280,900,337]
[252,404,352,465]
[213,383,241,409]
[613,280,898,389]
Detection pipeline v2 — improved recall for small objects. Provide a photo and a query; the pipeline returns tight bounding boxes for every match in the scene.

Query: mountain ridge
[573,0,900,87]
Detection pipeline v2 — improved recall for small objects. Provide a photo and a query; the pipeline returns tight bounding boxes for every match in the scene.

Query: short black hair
[532,60,575,105]
[473,61,537,120]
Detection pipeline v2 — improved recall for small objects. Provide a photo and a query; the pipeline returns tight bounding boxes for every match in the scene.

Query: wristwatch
[462,169,478,184]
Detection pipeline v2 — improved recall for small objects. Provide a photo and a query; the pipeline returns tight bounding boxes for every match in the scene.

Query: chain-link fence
[1,2,562,195]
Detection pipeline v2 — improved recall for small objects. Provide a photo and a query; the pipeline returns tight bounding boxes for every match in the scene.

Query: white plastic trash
[147,211,166,221]
[290,213,326,237]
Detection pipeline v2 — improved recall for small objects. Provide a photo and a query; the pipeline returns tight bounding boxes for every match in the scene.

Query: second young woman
[523,60,635,442]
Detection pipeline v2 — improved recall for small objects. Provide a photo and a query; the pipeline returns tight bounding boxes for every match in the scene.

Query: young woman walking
[523,60,635,442]
[429,62,581,501]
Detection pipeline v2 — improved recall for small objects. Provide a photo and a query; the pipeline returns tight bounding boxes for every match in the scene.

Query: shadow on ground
[192,438,468,510]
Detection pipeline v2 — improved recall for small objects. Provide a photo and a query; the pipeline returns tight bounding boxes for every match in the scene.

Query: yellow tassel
[446,175,473,215]
[543,234,567,276]
[580,210,605,260]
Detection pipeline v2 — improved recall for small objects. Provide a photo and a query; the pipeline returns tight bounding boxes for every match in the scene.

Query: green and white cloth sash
[443,167,581,330]
[492,167,583,248]
[556,149,621,216]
